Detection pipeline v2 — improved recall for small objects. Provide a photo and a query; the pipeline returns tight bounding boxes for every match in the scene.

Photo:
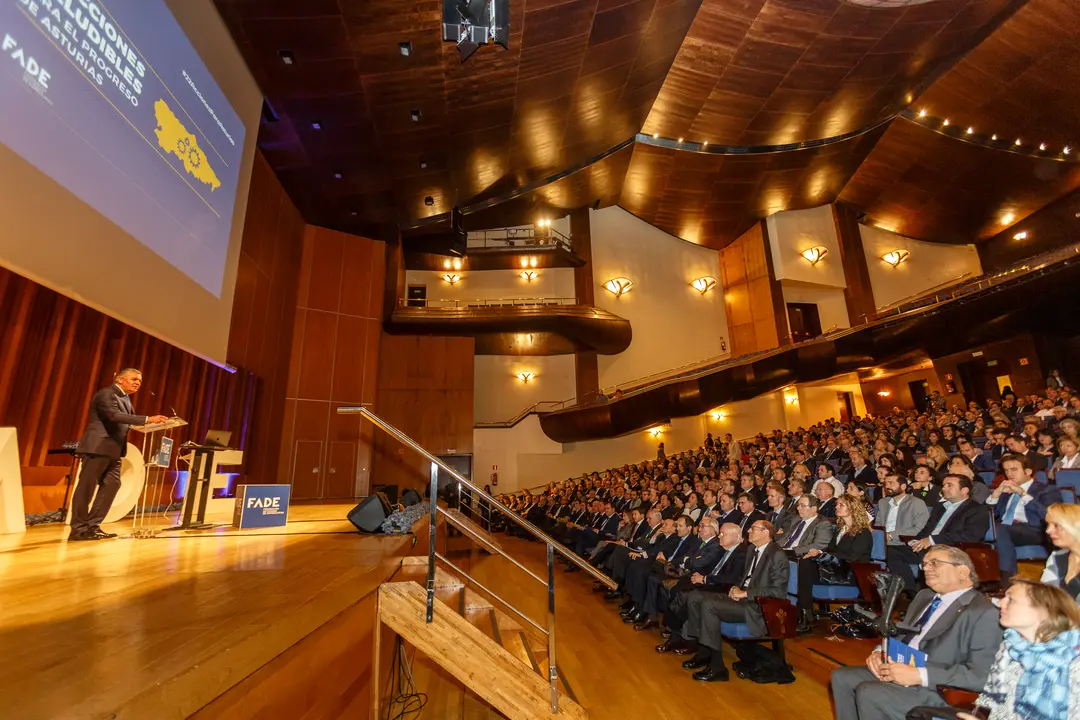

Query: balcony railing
[400,296,579,309]
[467,226,572,252]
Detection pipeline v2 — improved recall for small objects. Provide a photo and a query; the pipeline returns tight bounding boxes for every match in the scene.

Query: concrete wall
[859,224,982,310]
[473,355,576,424]
[779,280,851,334]
[767,205,846,288]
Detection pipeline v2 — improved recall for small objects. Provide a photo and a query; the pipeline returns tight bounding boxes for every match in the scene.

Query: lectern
[129,417,188,537]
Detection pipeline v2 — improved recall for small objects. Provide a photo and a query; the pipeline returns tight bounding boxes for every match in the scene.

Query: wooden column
[759,220,790,347]
[570,208,599,401]
[720,221,786,356]
[832,202,877,325]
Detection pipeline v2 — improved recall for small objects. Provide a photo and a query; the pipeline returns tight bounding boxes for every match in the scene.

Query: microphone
[148,391,178,419]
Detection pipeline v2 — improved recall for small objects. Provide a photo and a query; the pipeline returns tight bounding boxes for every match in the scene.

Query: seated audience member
[1034,428,1058,463]
[953,579,1080,720]
[780,495,833,558]
[947,454,990,504]
[568,501,621,565]
[591,508,647,566]
[1005,433,1048,472]
[763,483,796,536]
[1043,503,1080,603]
[814,463,847,501]
[958,438,996,474]
[987,454,1061,578]
[714,491,742,525]
[887,475,991,595]
[926,444,951,473]
[815,481,838,520]
[628,516,723,630]
[619,516,695,615]
[796,495,872,633]
[734,493,765,537]
[876,474,929,548]
[600,510,665,593]
[831,545,1003,720]
[844,448,876,486]
[682,491,703,523]
[846,480,876,521]
[675,520,789,683]
[656,523,747,646]
[909,465,942,507]
[657,492,678,520]
[1052,434,1080,478]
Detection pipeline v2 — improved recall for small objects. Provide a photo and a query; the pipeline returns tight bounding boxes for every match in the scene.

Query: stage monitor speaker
[401,489,420,507]
[374,484,399,505]
[347,495,389,534]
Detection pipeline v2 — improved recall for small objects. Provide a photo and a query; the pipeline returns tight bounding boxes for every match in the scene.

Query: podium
[165,444,243,531]
[129,417,188,537]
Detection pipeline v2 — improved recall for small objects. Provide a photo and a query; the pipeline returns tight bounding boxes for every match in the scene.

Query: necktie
[784,520,807,549]
[741,549,760,588]
[1002,493,1021,524]
[913,595,942,630]
[710,548,733,576]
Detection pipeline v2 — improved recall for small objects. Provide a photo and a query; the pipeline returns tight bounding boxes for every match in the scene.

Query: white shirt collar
[114,383,128,397]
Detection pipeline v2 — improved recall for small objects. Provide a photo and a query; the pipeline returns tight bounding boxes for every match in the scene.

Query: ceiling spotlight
[603,277,634,297]
[991,134,998,141]
[652,133,658,139]
[279,50,295,65]
[520,257,530,268]
[677,137,684,143]
[443,259,452,270]
[410,109,422,122]
[333,172,342,179]
[419,160,428,169]
[965,127,973,135]
[800,246,829,265]
[881,249,910,267]
[1015,138,1022,146]
[1001,212,1015,225]
[877,390,892,398]
[312,121,323,130]
[702,141,709,148]
[1065,146,1072,155]
[942,118,949,126]
[441,273,461,285]
[918,109,927,118]
[690,276,717,294]
[1039,143,1047,151]
[516,371,535,384]
[1013,231,1028,240]
[399,41,412,57]
[452,257,462,270]
[520,270,537,282]
[424,196,434,206]
[529,256,537,268]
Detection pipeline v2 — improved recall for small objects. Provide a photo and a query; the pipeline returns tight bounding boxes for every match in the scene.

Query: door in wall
[908,381,929,413]
[406,285,427,307]
[837,392,855,423]
[787,303,823,343]
[957,360,1001,407]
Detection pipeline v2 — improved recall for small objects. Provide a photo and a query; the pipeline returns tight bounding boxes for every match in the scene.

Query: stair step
[445,509,503,555]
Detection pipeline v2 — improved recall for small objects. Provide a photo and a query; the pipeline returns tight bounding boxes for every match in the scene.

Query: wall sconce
[648,426,663,437]
[877,390,892,397]
[441,273,461,285]
[516,371,535,384]
[710,410,725,421]
[603,277,634,297]
[520,270,537,282]
[881,250,910,267]
[784,393,799,405]
[800,246,829,265]
[691,276,717,295]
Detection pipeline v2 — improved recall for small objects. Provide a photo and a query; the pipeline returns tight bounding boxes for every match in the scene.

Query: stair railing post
[547,542,558,713]
[426,460,438,624]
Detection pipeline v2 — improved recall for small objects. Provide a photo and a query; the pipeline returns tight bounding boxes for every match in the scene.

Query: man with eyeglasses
[674,520,789,683]
[831,545,1001,720]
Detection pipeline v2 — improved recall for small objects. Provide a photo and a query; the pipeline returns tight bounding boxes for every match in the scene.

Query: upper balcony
[405,226,585,272]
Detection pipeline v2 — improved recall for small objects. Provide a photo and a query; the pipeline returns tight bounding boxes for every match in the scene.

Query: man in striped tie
[830,546,1002,720]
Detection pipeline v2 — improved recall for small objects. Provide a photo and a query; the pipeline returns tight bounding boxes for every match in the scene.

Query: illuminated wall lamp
[881,249,910,267]
[877,390,892,398]
[441,273,461,285]
[516,371,535,384]
[710,410,725,421]
[648,426,663,437]
[691,276,717,295]
[800,246,829,265]
[784,392,798,405]
[520,270,537,281]
[603,277,634,297]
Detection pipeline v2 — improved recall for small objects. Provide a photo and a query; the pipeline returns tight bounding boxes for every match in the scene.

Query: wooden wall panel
[372,335,475,495]
[832,202,876,325]
[720,221,783,357]
[3,151,304,511]
[281,227,385,499]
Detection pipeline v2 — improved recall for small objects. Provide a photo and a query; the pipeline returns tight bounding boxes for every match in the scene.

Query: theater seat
[720,596,798,663]
[1016,546,1050,561]
[1057,470,1080,504]
[871,530,886,563]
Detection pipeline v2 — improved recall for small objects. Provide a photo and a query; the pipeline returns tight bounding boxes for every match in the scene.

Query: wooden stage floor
[0,502,407,720]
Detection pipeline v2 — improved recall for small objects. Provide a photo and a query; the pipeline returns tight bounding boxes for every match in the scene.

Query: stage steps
[379,571,586,720]
[444,509,503,554]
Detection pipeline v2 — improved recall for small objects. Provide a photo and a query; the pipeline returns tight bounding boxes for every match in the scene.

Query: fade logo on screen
[0,0,246,297]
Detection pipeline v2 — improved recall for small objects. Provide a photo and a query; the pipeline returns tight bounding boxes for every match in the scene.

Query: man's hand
[866,652,885,679]
[728,587,747,600]
[690,572,705,585]
[148,415,169,424]
[656,552,666,562]
[877,662,922,687]
[910,538,932,552]
[804,548,822,559]
[629,552,643,560]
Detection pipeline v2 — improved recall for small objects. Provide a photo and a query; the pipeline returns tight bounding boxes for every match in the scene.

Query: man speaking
[69,368,167,541]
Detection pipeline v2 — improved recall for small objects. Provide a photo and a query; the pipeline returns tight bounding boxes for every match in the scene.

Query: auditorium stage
[0,502,409,720]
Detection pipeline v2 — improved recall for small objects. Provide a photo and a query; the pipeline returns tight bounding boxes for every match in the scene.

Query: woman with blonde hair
[795,495,872,633]
[956,577,1080,720]
[926,443,950,472]
[1043,503,1080,602]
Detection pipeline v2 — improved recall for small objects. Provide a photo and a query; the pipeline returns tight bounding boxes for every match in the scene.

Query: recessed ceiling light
[991,134,998,141]
[333,172,342,179]
[965,127,974,134]
[1065,146,1072,155]
[677,137,683,143]
[311,121,322,130]
[942,118,949,126]
[399,41,412,57]
[652,133,658,139]
[419,160,428,169]
[1039,143,1047,151]
[279,50,295,65]
[1015,138,1022,146]
[702,141,708,147]
[350,211,357,216]
[918,109,927,118]
[1001,212,1015,225]
[1013,231,1028,240]
[410,109,422,122]
[424,196,434,206]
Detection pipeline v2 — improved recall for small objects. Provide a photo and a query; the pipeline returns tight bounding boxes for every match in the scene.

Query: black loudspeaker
[347,495,389,534]
[374,484,399,505]
[401,489,421,507]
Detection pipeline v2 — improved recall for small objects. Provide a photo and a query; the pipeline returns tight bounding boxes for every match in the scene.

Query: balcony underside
[539,254,1080,443]
[385,305,632,356]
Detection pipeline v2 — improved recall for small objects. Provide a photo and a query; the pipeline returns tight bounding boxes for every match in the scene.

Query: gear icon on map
[188,147,202,168]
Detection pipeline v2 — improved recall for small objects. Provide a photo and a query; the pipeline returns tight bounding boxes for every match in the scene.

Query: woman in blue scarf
[958,577,1080,720]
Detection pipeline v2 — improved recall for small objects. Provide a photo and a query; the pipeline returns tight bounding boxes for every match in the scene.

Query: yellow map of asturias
[153,99,221,191]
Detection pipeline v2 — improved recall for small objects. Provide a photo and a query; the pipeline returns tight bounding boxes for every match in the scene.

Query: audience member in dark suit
[887,475,991,594]
[672,519,790,682]
[656,523,746,645]
[628,516,724,629]
[1005,434,1048,472]
[831,545,1003,720]
[620,516,695,617]
[734,493,766,538]
[987,454,1061,578]
[591,507,650,569]
[714,492,743,527]
[795,496,872,633]
[763,483,797,537]
[602,511,667,596]
[815,481,838,520]
[958,437,996,473]
[70,369,166,541]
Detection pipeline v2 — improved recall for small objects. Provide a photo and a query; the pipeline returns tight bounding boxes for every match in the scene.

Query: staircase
[378,566,586,720]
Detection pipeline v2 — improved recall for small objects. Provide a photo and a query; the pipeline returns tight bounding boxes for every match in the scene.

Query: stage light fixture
[800,246,829,265]
[603,277,634,297]
[881,249,910,267]
[691,276,717,295]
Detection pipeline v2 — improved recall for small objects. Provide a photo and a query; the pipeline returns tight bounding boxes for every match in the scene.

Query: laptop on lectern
[204,430,232,448]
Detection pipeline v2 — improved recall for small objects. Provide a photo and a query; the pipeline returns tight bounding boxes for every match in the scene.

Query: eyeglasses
[749,525,768,532]
[921,559,962,570]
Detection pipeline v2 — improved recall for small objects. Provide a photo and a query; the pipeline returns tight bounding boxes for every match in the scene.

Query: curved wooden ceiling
[216,0,1080,248]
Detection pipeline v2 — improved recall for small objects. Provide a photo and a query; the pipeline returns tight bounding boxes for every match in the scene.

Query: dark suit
[886,499,990,593]
[640,537,723,619]
[682,542,789,652]
[736,509,766,538]
[831,588,1002,720]
[990,481,1062,575]
[71,385,148,535]
[664,543,747,633]
[624,532,693,608]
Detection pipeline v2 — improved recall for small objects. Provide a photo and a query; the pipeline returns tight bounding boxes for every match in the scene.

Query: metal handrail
[434,551,549,636]
[400,296,579,309]
[337,405,618,714]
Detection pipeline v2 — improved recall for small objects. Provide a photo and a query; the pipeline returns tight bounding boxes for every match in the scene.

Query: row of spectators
[486,379,1080,718]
